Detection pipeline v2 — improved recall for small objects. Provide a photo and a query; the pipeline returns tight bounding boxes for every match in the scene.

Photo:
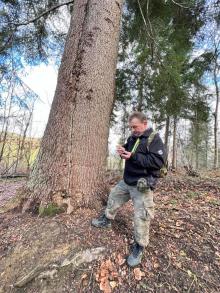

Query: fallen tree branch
[1,174,28,179]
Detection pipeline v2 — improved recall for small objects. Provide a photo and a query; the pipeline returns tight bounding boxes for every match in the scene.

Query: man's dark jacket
[123,128,166,188]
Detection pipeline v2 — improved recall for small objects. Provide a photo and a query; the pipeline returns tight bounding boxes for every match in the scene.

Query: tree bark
[25,0,124,212]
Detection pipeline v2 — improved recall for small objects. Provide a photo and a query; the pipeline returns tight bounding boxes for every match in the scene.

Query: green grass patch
[208,199,220,206]
[186,191,200,199]
[38,203,65,217]
[170,199,177,205]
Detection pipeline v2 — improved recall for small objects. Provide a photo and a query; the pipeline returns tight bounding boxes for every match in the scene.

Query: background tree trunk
[25,0,124,212]
[0,82,13,163]
[195,142,199,170]
[14,110,33,173]
[137,64,145,111]
[172,117,177,170]
[205,138,208,169]
[213,54,219,169]
[164,115,170,160]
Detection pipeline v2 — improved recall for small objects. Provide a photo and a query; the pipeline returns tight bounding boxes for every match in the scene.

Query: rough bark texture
[25,0,124,212]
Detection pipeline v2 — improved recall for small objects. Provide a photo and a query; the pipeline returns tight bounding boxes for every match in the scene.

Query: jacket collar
[141,128,153,138]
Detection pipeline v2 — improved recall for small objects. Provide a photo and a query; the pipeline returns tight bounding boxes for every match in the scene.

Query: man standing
[92,112,166,267]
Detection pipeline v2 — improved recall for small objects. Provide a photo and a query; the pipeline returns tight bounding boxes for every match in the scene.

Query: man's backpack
[147,131,168,178]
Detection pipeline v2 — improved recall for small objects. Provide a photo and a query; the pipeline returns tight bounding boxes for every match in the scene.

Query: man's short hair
[128,112,147,123]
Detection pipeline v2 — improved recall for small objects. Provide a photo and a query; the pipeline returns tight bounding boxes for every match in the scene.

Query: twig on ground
[168,225,185,231]
[87,265,94,291]
[187,276,196,293]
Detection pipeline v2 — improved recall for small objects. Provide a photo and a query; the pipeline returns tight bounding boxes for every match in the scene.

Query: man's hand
[116,145,126,155]
[116,145,132,159]
[120,150,132,160]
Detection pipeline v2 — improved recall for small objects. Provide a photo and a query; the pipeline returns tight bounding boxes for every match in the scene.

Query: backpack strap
[131,131,157,154]
[131,138,140,153]
[147,130,157,150]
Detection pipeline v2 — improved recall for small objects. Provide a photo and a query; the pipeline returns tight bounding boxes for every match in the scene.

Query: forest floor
[0,171,219,293]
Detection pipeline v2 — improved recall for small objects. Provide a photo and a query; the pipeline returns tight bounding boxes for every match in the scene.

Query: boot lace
[132,243,143,257]
[100,213,108,223]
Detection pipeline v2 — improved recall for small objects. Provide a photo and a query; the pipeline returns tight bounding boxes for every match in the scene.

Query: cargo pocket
[143,190,155,219]
[107,198,114,210]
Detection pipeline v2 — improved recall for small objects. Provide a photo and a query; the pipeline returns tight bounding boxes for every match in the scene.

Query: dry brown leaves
[95,253,127,292]
[96,259,119,293]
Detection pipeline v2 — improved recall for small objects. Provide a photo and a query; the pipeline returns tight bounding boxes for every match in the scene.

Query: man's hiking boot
[91,213,112,228]
[127,242,144,267]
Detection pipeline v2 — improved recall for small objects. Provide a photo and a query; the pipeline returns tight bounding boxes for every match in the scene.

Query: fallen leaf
[117,254,126,266]
[81,273,87,280]
[100,268,108,278]
[105,259,114,272]
[111,271,118,278]
[95,273,100,282]
[100,279,112,293]
[134,268,145,281]
[175,221,182,226]
[110,281,117,289]
[153,262,160,269]
[180,250,187,257]
[176,262,182,268]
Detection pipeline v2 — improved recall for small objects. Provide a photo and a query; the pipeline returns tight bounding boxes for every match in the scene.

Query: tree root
[14,246,106,288]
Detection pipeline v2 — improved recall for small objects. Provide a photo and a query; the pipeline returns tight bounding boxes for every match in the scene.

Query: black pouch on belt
[137,178,150,193]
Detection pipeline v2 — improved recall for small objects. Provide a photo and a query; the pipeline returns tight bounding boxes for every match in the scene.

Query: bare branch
[146,0,154,37]
[0,32,14,54]
[137,0,155,42]
[171,0,189,9]
[0,1,74,53]
[11,0,74,27]
[137,0,164,66]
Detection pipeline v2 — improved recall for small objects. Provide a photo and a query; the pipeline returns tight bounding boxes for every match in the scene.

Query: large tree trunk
[24,0,124,212]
